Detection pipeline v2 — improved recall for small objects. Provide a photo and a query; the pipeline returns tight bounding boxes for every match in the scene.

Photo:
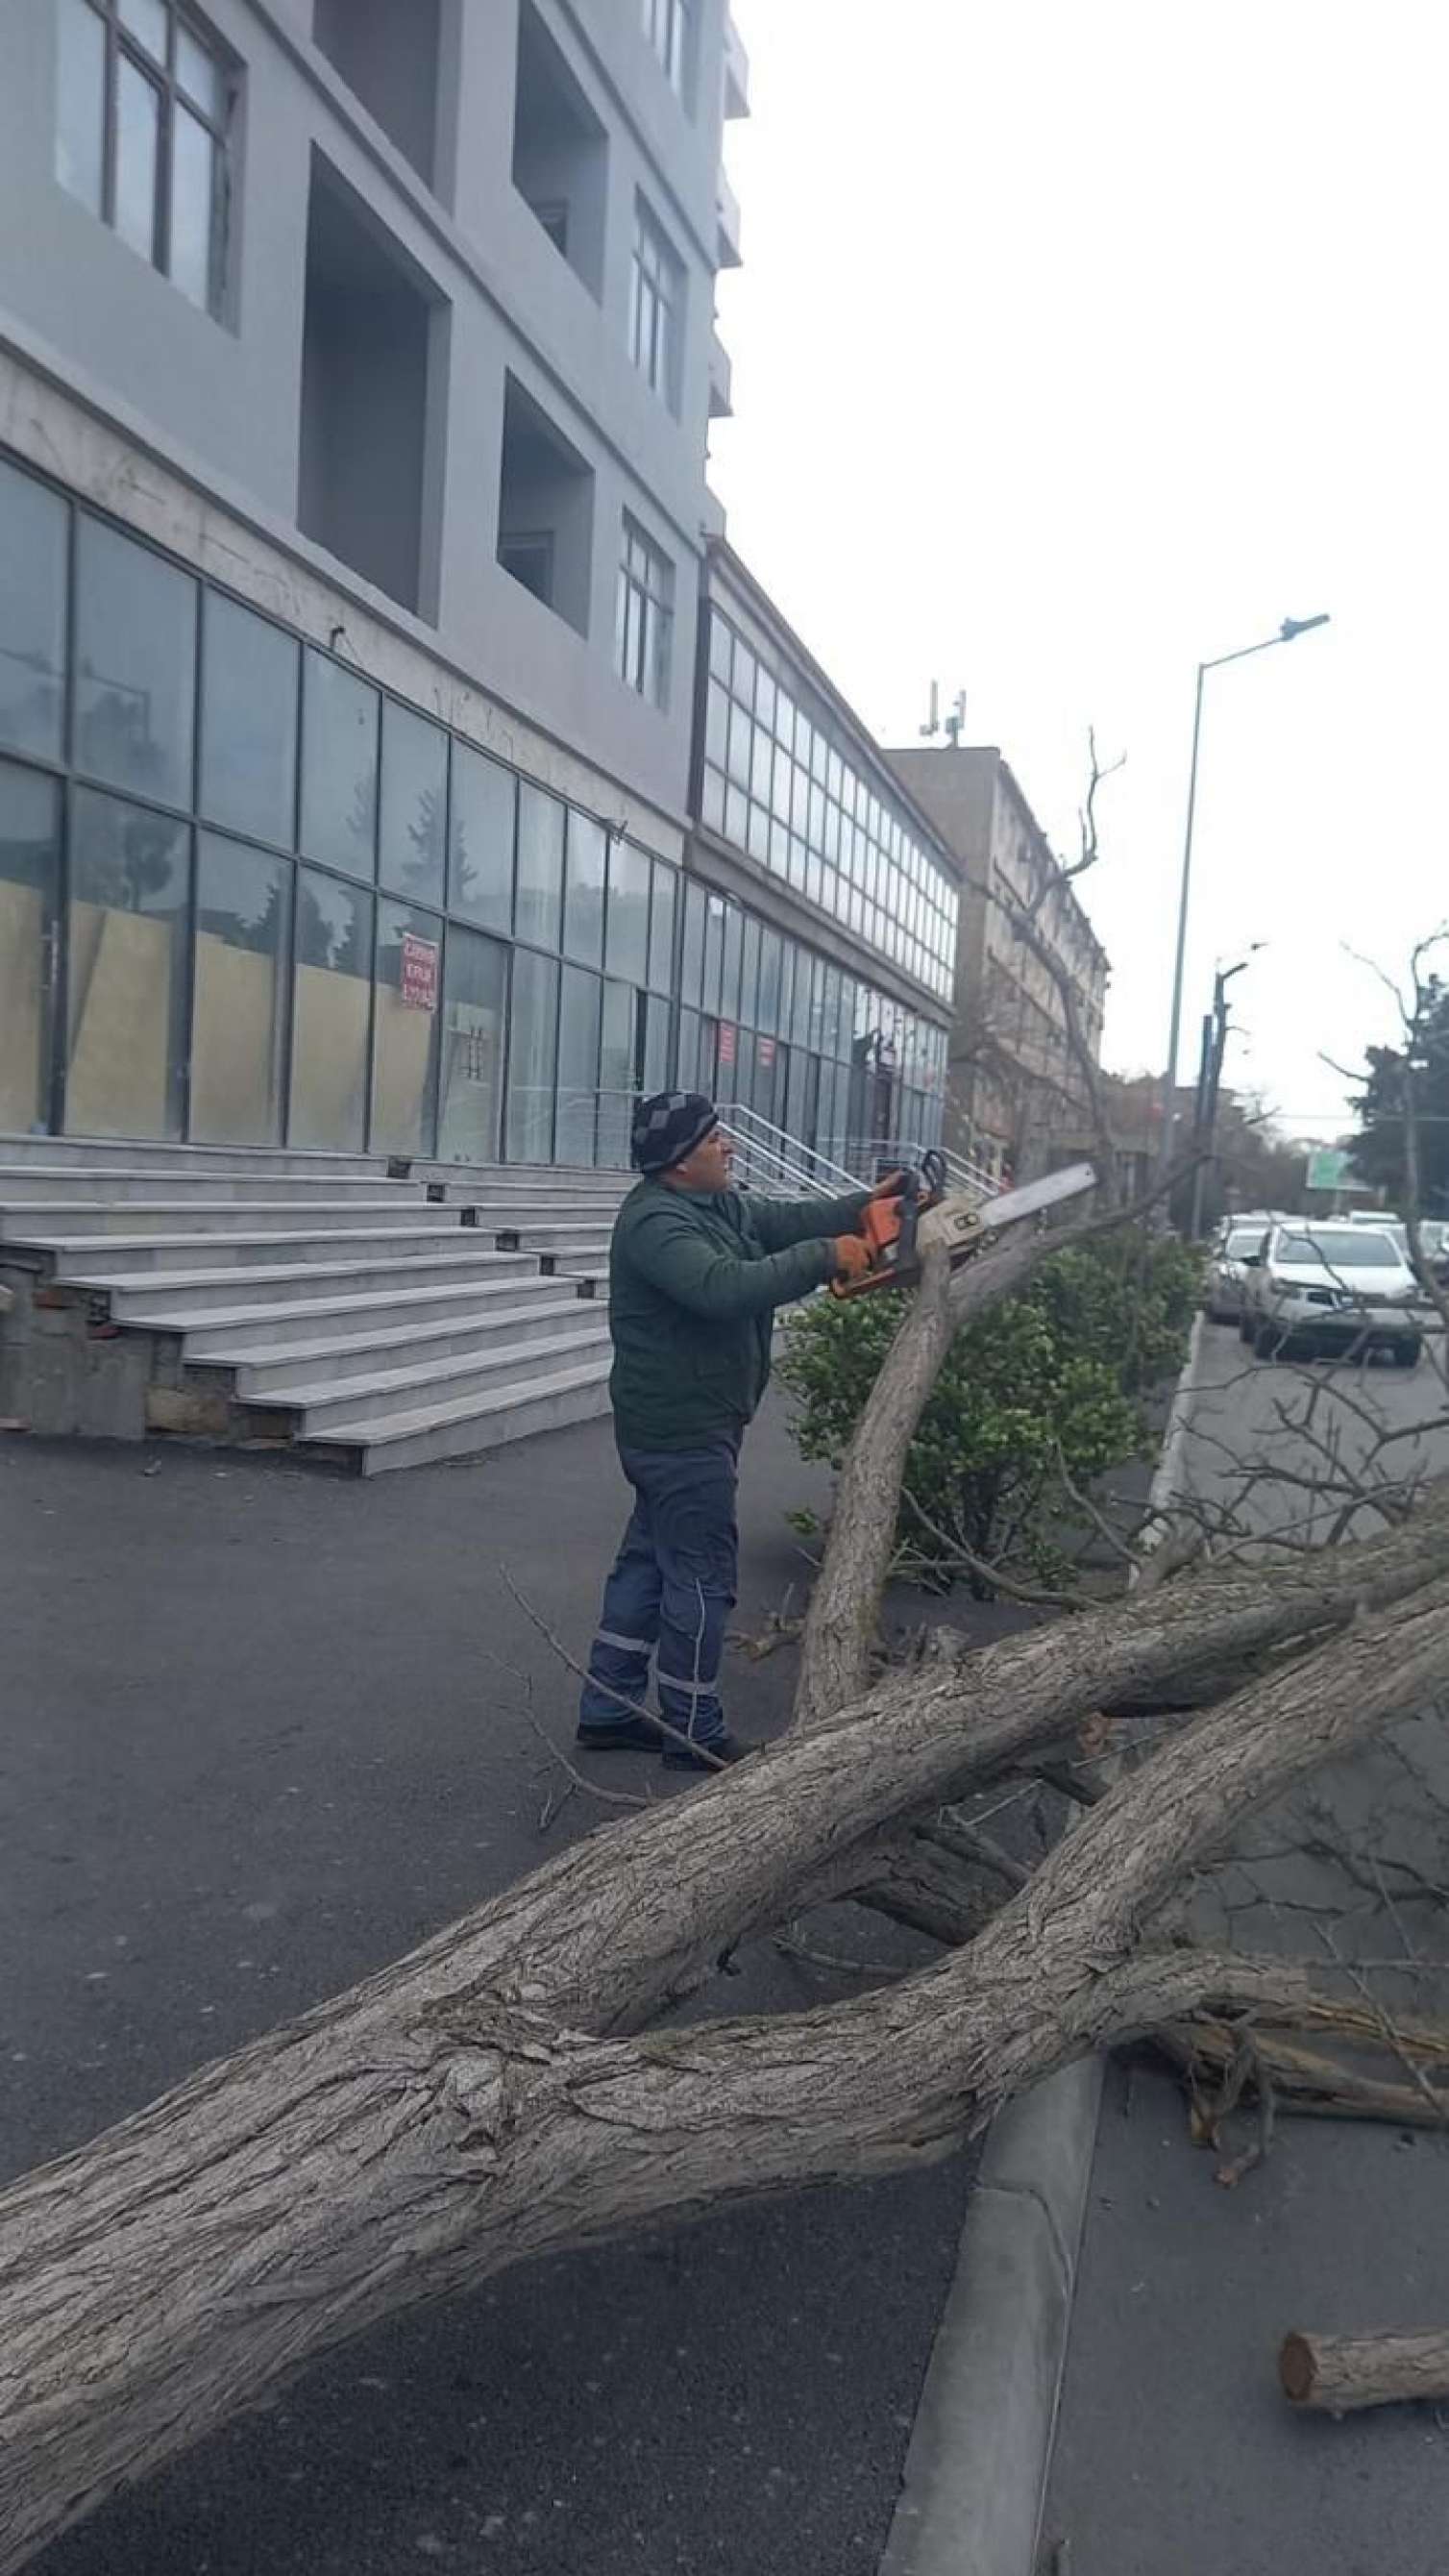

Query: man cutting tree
[577,1090,897,1771]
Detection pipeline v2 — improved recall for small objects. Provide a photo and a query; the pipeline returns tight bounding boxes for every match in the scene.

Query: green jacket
[607,1177,871,1452]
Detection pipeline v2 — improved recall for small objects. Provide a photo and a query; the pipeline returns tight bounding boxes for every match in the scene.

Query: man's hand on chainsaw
[866,1168,907,1201]
[831,1234,874,1282]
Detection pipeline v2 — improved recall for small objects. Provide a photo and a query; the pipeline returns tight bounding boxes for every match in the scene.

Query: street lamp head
[1280,613,1331,641]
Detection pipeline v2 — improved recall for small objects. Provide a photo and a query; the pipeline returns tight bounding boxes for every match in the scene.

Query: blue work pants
[577,1441,739,1748]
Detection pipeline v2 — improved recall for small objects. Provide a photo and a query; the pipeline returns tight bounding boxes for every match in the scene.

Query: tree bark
[5,1561,1449,2568]
[1279,2330,1449,2414]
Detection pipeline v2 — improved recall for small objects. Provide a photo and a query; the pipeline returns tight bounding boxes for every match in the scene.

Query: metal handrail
[553,1091,993,1205]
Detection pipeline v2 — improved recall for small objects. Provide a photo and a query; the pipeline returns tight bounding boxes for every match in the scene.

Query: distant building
[885,747,1109,1182]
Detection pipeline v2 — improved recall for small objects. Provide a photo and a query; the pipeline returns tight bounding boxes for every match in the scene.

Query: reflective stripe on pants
[577,1440,740,1746]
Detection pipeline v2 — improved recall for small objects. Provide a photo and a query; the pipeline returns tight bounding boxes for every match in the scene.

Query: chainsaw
[831,1152,1098,1299]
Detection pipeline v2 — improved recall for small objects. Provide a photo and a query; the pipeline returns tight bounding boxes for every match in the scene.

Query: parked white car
[1204,1219,1272,1325]
[1240,1224,1422,1366]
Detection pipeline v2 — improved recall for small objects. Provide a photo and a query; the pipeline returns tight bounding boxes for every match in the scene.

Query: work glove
[832,1235,874,1281]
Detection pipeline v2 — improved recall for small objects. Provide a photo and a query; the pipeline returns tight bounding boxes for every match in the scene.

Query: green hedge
[779,1229,1200,1594]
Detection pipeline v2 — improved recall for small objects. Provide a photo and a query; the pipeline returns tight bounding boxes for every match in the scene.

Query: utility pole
[1189,949,1263,1236]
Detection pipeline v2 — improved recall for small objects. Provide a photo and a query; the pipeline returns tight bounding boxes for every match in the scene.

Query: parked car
[1240,1224,1422,1365]
[1204,1219,1273,1325]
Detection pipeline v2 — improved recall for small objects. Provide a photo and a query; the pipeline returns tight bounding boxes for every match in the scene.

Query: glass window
[648,857,676,992]
[702,892,726,1014]
[739,911,760,1028]
[438,923,507,1165]
[0,760,61,1132]
[720,902,743,1022]
[679,879,706,1006]
[641,991,671,1093]
[515,782,565,951]
[598,978,639,1169]
[379,698,447,905]
[66,786,187,1138]
[290,868,373,1152]
[704,679,728,770]
[372,899,441,1156]
[556,963,602,1163]
[56,0,232,314]
[756,927,782,1034]
[675,1005,700,1092]
[56,0,106,214]
[199,592,298,847]
[700,763,725,834]
[725,701,751,791]
[615,515,674,708]
[708,611,732,687]
[449,741,514,936]
[75,517,195,807]
[792,946,814,1048]
[563,810,607,967]
[0,460,66,763]
[191,832,289,1144]
[643,0,693,102]
[630,194,684,413]
[506,946,559,1162]
[604,837,651,985]
[300,651,378,880]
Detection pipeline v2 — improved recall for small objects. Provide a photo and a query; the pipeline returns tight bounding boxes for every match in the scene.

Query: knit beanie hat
[631,1090,720,1175]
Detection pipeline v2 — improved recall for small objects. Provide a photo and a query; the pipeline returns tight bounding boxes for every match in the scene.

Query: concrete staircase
[0,1138,628,1473]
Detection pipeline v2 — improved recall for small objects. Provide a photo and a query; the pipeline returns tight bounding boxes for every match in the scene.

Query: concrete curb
[877,1311,1207,2576]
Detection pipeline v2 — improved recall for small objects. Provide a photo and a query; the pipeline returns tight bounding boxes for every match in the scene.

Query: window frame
[629,191,684,412]
[615,514,675,710]
[60,0,235,320]
[642,0,694,106]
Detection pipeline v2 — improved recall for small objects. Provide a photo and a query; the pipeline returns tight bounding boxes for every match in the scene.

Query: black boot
[575,1716,659,1751]
[661,1730,760,1771]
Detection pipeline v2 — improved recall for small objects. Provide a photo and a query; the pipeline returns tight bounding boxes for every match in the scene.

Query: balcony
[707,324,733,419]
[716,167,743,271]
[723,13,750,119]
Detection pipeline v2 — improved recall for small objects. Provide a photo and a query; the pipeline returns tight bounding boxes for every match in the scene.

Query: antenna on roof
[919,680,941,738]
[943,689,967,749]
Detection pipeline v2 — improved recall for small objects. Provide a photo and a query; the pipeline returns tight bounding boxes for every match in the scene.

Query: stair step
[0,1198,449,1237]
[159,1275,585,1354]
[100,1249,544,1315]
[304,1354,614,1475]
[45,1226,535,1278]
[0,1132,394,1177]
[214,1296,604,1390]
[245,1321,612,1434]
[0,1169,427,1204]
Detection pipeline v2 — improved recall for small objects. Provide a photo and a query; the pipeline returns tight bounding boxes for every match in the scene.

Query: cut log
[5,1573,1449,2570]
[1280,2329,1449,2413]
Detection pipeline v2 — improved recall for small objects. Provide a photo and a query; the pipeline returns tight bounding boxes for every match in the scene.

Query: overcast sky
[709,0,1447,1138]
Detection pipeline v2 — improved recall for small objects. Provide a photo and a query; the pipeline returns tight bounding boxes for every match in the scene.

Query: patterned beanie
[631,1090,720,1175]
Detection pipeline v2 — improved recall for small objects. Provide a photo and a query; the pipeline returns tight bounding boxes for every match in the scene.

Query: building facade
[0,0,762,1168]
[688,544,954,1174]
[887,746,1108,1184]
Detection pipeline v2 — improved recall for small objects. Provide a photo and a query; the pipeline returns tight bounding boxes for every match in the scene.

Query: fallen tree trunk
[1279,2329,1449,2414]
[5,1570,1449,2568]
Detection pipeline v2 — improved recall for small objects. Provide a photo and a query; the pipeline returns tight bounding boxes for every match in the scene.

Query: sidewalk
[1041,1339,1449,2576]
[3,1396,978,2576]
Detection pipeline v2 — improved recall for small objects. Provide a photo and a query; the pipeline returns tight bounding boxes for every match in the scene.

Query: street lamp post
[1157,614,1330,1190]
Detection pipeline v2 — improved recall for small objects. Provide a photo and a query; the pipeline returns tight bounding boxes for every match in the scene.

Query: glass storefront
[0,449,948,1168]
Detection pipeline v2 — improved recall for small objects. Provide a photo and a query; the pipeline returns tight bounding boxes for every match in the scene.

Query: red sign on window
[401,931,439,1011]
[718,1022,736,1066]
[757,1036,775,1069]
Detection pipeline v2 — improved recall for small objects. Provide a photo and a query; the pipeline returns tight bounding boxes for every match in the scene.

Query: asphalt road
[1044,1322,1449,2576]
[2,1394,995,2576]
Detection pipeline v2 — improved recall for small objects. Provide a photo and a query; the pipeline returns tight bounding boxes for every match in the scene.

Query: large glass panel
[756,927,782,1034]
[679,879,705,1007]
[170,105,216,310]
[604,838,650,986]
[75,519,195,807]
[176,21,224,118]
[0,461,66,762]
[0,761,60,1132]
[598,978,638,1168]
[380,699,447,905]
[300,651,378,880]
[372,899,441,1155]
[438,924,507,1165]
[739,912,760,1029]
[720,902,743,1022]
[676,1006,700,1093]
[556,964,602,1164]
[114,55,161,261]
[290,869,373,1151]
[515,784,564,951]
[191,833,289,1144]
[641,992,671,1094]
[55,0,106,215]
[449,742,514,935]
[562,811,607,967]
[200,593,298,847]
[66,788,187,1138]
[701,892,725,1014]
[647,858,675,992]
[505,947,559,1163]
[119,0,167,58]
